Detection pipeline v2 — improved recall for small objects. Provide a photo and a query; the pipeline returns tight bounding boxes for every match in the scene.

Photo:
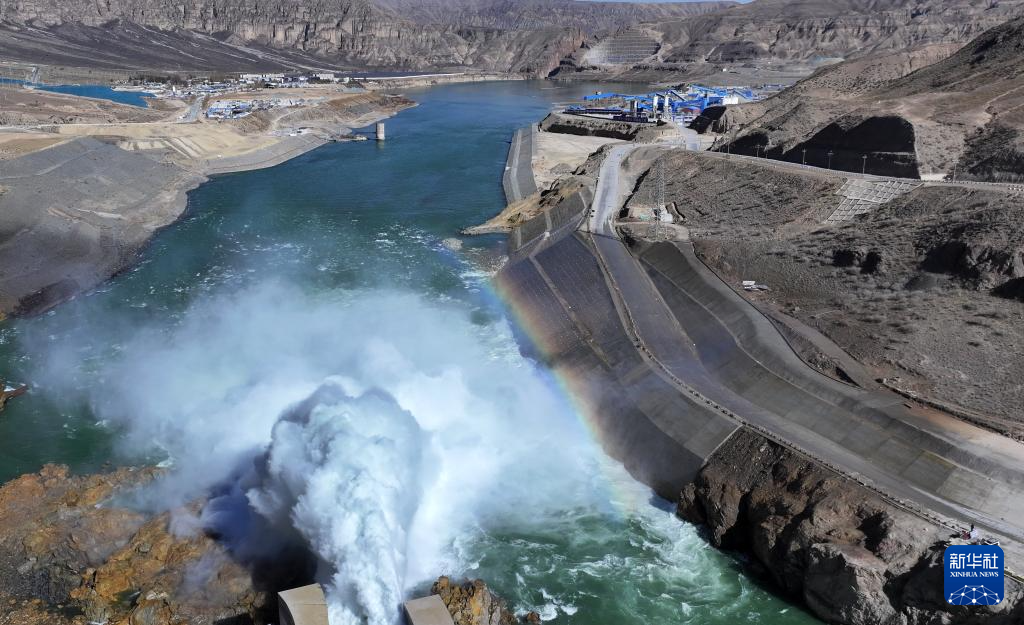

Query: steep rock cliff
[1,0,1022,75]
[652,0,1024,64]
[678,428,1024,625]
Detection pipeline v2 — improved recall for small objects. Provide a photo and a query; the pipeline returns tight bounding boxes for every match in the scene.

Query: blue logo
[944,544,1004,605]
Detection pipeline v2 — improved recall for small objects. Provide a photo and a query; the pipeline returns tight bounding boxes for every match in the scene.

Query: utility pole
[827,150,834,170]
[648,159,666,241]
[862,154,867,175]
[951,163,957,182]
[801,149,807,166]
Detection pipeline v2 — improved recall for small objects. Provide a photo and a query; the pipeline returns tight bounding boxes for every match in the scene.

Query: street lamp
[801,149,807,165]
[862,154,867,175]
[827,150,834,170]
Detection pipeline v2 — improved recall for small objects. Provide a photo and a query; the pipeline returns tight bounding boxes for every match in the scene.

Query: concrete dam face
[496,194,738,495]
[496,184,1024,552]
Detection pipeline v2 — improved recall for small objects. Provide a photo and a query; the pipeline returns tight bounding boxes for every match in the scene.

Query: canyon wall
[2,0,1023,75]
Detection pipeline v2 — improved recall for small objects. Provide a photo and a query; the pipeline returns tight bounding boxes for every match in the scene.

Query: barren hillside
[629,151,1024,436]
[716,15,1024,181]
[0,0,727,76]
[0,0,1022,79]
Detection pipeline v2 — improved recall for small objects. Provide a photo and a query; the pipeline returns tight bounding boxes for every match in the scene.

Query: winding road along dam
[495,141,1024,578]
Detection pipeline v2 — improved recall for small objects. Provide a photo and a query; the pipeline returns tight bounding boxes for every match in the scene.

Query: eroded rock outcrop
[678,428,1024,625]
[0,465,270,625]
[431,576,539,625]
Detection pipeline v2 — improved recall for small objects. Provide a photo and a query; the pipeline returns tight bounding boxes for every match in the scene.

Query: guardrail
[700,150,1024,194]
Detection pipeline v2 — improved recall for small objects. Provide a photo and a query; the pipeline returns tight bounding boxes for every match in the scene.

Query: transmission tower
[648,159,666,240]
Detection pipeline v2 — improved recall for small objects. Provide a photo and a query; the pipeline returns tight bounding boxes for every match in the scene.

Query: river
[0,80,819,625]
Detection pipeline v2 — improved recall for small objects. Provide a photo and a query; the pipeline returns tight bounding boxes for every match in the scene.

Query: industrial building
[564,85,759,124]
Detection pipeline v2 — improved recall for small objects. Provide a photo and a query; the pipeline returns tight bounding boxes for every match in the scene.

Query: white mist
[33,280,601,625]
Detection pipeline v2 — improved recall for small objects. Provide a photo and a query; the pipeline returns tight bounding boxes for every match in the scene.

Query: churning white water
[34,280,605,624]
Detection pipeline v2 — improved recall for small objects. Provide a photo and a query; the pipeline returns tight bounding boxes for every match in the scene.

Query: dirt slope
[717,16,1024,181]
[630,151,1024,436]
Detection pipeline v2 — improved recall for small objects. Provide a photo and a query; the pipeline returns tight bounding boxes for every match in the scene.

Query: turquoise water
[0,79,152,106]
[36,84,153,107]
[0,81,819,625]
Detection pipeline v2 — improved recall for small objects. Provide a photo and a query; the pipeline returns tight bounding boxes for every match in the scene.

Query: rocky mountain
[553,0,1024,81]
[0,0,729,75]
[374,0,730,31]
[1,0,1023,78]
[651,0,1024,63]
[717,15,1024,181]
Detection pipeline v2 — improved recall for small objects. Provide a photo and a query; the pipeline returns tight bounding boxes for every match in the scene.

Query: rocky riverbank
[0,465,300,625]
[679,428,1024,625]
[430,577,540,625]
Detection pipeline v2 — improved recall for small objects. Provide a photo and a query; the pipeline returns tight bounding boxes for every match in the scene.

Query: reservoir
[0,81,818,625]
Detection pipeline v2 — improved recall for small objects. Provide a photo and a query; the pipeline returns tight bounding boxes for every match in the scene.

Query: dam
[0,81,823,625]
[501,133,1024,544]
[495,127,1024,620]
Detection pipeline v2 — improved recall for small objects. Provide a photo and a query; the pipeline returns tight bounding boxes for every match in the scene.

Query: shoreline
[0,96,413,318]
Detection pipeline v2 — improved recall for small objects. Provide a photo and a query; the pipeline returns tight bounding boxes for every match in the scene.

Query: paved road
[502,126,538,204]
[700,149,1024,194]
[180,94,206,123]
[583,135,1024,570]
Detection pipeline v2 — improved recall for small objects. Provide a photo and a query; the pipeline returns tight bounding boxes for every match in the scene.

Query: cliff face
[0,0,723,75]
[375,0,731,31]
[678,428,1024,625]
[1,0,1021,75]
[652,0,1024,64]
[0,0,588,74]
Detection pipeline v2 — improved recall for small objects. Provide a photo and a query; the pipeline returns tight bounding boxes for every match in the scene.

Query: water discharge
[0,81,820,624]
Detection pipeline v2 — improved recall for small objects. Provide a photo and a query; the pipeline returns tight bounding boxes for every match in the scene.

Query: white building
[240,73,285,83]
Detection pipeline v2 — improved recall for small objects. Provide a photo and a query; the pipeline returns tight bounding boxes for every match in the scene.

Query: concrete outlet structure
[278,584,329,625]
[403,595,456,625]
